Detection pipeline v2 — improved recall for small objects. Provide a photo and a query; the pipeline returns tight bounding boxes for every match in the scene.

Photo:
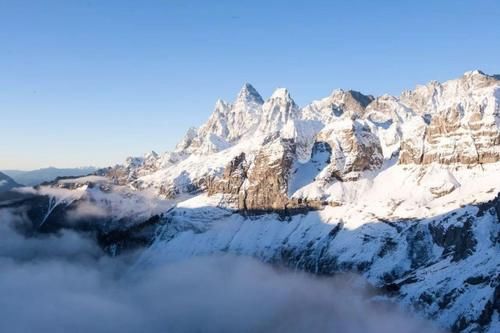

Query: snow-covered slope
[8,70,499,332]
[139,192,499,333]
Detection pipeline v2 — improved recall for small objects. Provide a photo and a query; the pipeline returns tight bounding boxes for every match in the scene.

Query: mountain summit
[236,83,264,105]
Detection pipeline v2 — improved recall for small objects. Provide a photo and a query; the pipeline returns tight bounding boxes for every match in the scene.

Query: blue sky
[1,0,499,170]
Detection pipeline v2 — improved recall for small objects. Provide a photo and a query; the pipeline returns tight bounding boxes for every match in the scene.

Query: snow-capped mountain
[103,70,499,204]
[3,70,499,332]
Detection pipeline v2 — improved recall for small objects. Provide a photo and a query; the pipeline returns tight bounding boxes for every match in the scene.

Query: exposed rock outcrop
[399,71,500,165]
[207,118,384,213]
[240,137,296,213]
[100,151,162,185]
[207,152,248,203]
[316,119,384,180]
[301,89,374,122]
[428,217,477,262]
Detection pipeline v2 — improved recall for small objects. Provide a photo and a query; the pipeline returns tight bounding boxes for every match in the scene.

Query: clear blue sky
[1,0,499,170]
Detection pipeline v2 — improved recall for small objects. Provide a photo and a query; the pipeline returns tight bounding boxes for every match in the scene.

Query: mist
[0,209,444,333]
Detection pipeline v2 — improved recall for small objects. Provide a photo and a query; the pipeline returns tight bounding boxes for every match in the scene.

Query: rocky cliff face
[207,137,313,214]
[207,152,248,202]
[240,137,296,212]
[315,119,383,181]
[301,89,374,122]
[399,70,500,165]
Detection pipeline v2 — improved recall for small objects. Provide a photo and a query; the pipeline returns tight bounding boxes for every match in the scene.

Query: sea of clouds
[0,208,445,333]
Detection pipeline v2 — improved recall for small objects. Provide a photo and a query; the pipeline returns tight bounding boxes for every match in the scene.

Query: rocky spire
[257,88,300,134]
[269,87,292,101]
[236,83,264,105]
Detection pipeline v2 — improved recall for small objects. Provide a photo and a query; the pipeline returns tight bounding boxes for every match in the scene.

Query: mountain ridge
[2,167,98,186]
[103,70,499,202]
[0,172,20,192]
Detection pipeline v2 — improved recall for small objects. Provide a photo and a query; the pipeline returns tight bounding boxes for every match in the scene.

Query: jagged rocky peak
[175,126,198,151]
[144,150,159,161]
[125,156,144,168]
[329,89,374,113]
[316,119,384,180]
[364,94,418,128]
[220,83,264,140]
[103,150,163,185]
[366,94,400,111]
[458,69,500,90]
[214,98,231,111]
[400,69,500,114]
[301,89,374,123]
[236,82,264,105]
[198,99,231,137]
[269,87,292,101]
[180,84,266,151]
[399,69,500,165]
[463,69,497,80]
[175,100,232,155]
[258,88,300,134]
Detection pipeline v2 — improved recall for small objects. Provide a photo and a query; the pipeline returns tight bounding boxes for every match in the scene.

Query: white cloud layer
[0,209,445,333]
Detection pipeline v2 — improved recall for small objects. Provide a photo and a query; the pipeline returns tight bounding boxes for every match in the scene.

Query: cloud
[66,201,109,222]
[16,183,174,224]
[0,209,103,262]
[0,209,445,333]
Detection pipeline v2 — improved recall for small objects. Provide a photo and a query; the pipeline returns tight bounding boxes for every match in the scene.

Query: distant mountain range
[0,172,20,192]
[1,167,97,186]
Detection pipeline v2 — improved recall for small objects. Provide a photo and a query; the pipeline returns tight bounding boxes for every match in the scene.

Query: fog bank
[0,209,444,333]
